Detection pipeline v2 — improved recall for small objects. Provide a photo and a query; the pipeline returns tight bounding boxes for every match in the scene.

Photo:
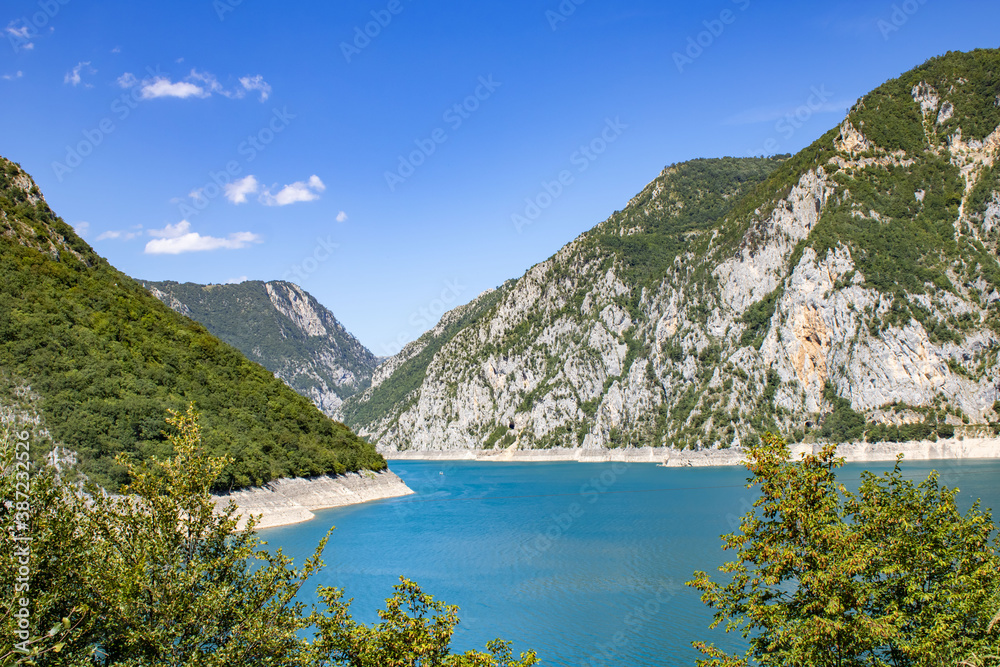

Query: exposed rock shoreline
[381,437,1000,466]
[213,469,414,530]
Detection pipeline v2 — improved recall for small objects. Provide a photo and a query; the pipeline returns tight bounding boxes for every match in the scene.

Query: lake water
[260,458,1000,666]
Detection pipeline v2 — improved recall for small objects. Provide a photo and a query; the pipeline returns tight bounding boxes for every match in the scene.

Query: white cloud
[148,220,192,239]
[188,69,223,94]
[111,46,121,54]
[225,175,260,204]
[64,61,95,87]
[116,72,137,88]
[1,71,23,81]
[96,228,143,241]
[116,68,271,103]
[5,24,34,50]
[723,98,855,126]
[192,70,272,101]
[140,77,209,100]
[73,221,90,236]
[259,175,326,206]
[144,221,262,255]
[224,276,249,284]
[336,211,349,223]
[239,75,272,102]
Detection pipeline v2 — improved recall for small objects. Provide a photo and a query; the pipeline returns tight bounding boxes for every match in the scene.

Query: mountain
[0,157,386,490]
[341,48,1000,453]
[140,280,378,415]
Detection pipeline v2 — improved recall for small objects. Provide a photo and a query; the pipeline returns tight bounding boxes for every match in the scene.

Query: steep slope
[342,48,1000,453]
[141,280,378,415]
[0,157,386,489]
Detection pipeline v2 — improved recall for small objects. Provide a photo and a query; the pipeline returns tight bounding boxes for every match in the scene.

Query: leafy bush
[690,433,1000,667]
[819,383,867,443]
[739,288,782,349]
[0,408,537,666]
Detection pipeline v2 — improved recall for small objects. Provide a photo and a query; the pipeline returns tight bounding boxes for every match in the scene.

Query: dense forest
[0,158,385,491]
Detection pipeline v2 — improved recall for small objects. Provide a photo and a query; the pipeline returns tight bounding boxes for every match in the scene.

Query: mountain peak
[141,279,378,416]
[342,48,1000,454]
[0,157,94,266]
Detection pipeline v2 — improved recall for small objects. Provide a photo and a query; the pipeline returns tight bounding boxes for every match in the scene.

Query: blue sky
[1,0,998,355]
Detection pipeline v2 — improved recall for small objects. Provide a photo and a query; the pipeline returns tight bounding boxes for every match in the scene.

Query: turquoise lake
[260,458,1000,666]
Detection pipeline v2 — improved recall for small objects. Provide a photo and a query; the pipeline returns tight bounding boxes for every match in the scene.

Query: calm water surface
[260,458,1000,666]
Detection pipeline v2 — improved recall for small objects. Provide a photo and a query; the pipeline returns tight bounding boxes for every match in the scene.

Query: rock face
[382,438,1000,466]
[341,49,1000,454]
[142,280,378,415]
[213,469,414,530]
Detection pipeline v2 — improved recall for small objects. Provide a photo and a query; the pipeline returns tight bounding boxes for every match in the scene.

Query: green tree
[689,432,1000,667]
[1,422,93,666]
[2,406,536,666]
[312,578,538,667]
[74,404,325,665]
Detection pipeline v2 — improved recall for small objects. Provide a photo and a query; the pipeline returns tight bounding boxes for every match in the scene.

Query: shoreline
[213,469,414,531]
[224,438,1000,530]
[381,437,1000,466]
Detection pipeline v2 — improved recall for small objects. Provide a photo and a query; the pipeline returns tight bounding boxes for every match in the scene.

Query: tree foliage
[689,432,1000,667]
[1,406,535,666]
[139,280,378,403]
[313,579,538,667]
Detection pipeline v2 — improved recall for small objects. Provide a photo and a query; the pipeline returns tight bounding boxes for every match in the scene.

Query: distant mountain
[0,157,385,490]
[140,280,378,416]
[341,48,1000,453]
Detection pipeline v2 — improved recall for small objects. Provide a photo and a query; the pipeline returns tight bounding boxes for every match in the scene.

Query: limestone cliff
[341,49,1000,453]
[142,280,378,415]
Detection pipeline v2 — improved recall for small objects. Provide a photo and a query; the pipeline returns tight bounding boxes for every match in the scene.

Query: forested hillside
[142,279,378,416]
[0,157,385,490]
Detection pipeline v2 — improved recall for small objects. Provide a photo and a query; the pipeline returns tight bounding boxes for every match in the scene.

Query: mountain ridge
[0,157,386,490]
[340,48,1000,453]
[140,279,378,415]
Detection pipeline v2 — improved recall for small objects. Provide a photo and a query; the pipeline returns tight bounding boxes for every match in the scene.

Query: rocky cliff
[341,49,1000,454]
[213,470,414,530]
[142,280,378,415]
